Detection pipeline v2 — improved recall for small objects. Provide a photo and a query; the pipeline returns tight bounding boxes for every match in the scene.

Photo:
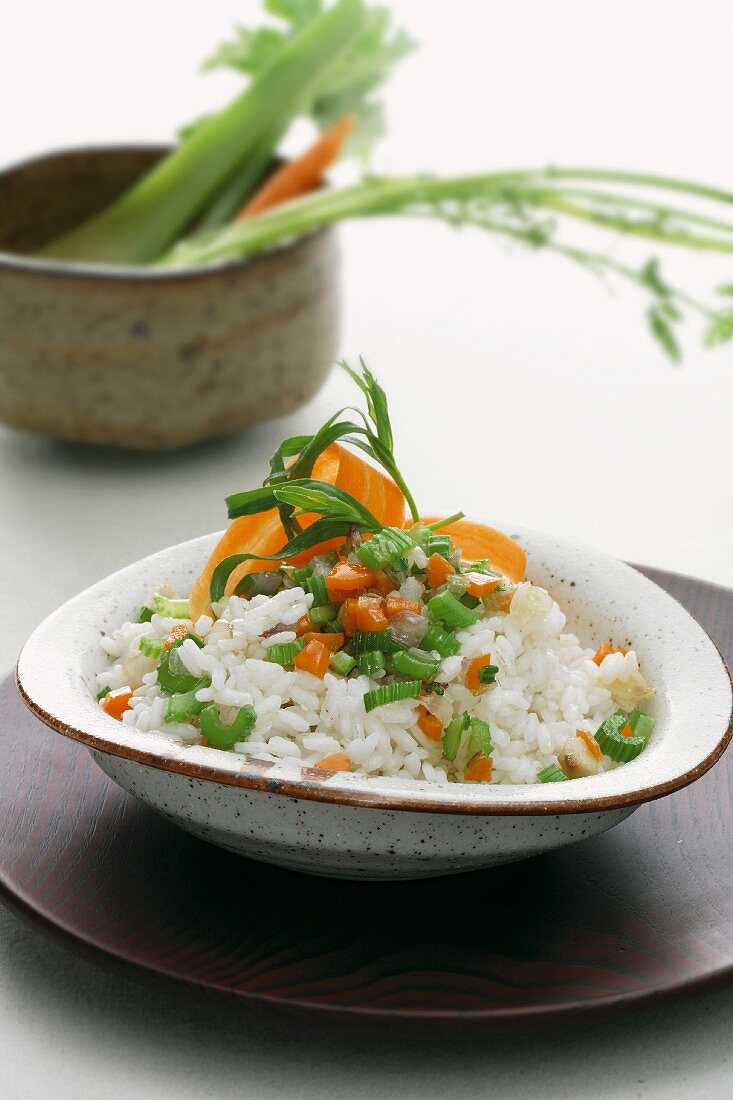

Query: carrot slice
[303,631,345,652]
[592,643,629,666]
[236,115,356,220]
[315,752,351,773]
[102,687,133,720]
[426,553,454,588]
[385,595,421,618]
[190,443,405,621]
[294,639,331,678]
[464,754,493,782]
[465,654,493,692]
[355,595,388,632]
[420,517,526,584]
[416,706,443,741]
[577,728,603,761]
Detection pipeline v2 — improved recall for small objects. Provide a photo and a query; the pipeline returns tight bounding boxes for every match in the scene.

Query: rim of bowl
[16,529,733,817]
[0,143,329,282]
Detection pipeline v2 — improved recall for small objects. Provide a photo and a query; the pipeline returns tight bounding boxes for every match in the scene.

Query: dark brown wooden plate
[1,565,732,1027]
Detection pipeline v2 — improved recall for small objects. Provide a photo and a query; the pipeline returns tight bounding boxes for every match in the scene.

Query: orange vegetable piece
[464,572,503,599]
[315,752,351,773]
[372,570,395,596]
[592,643,629,666]
[619,723,635,739]
[577,728,603,761]
[190,443,405,621]
[419,517,526,583]
[294,639,331,679]
[303,631,345,653]
[294,615,314,637]
[465,653,493,692]
[326,561,376,597]
[426,553,454,588]
[101,687,133,720]
[237,115,356,219]
[355,595,388,632]
[337,598,359,635]
[385,594,422,618]
[416,706,443,741]
[464,754,493,782]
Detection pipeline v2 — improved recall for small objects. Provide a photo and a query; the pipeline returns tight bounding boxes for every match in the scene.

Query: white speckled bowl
[17,529,732,880]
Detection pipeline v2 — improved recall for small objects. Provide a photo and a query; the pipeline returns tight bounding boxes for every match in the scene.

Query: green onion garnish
[163,677,211,724]
[477,664,499,685]
[467,717,492,757]
[309,603,337,625]
[364,680,422,713]
[153,594,191,620]
[306,573,329,607]
[97,686,112,701]
[293,565,313,587]
[139,636,165,659]
[267,638,307,666]
[356,526,414,570]
[443,713,470,760]
[200,704,257,751]
[428,590,480,629]
[391,647,440,681]
[595,710,647,763]
[136,606,153,623]
[421,623,460,657]
[423,682,445,696]
[425,534,453,559]
[628,708,654,741]
[330,650,356,677]
[350,630,401,655]
[356,650,387,677]
[538,764,568,783]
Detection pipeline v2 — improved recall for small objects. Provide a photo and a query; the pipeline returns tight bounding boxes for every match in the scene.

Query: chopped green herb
[425,534,452,559]
[364,680,422,712]
[330,650,356,677]
[628,708,654,741]
[139,636,166,659]
[350,630,401,654]
[391,647,440,681]
[443,714,470,761]
[428,589,480,629]
[356,526,414,570]
[356,650,387,676]
[467,717,492,757]
[293,565,313,587]
[477,664,499,685]
[309,603,337,625]
[153,594,191,619]
[421,623,460,657]
[423,682,445,696]
[97,686,112,701]
[156,636,203,694]
[595,710,647,763]
[267,638,307,666]
[136,606,153,623]
[306,572,329,606]
[164,678,211,724]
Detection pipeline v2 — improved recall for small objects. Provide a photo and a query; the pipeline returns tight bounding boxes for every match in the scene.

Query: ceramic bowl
[0,146,339,449]
[17,529,732,880]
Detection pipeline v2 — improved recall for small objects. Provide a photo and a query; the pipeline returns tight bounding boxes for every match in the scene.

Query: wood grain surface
[1,565,732,1028]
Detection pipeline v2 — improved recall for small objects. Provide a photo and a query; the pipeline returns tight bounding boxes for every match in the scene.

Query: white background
[2,1,733,1097]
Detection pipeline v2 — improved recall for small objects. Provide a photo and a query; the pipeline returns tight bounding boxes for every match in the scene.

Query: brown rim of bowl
[16,634,733,818]
[0,143,330,282]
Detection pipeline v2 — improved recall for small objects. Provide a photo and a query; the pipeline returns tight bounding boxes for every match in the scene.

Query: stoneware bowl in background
[0,146,340,449]
[16,527,733,880]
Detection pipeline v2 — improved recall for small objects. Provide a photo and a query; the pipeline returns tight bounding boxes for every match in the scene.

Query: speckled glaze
[0,146,340,449]
[17,528,733,880]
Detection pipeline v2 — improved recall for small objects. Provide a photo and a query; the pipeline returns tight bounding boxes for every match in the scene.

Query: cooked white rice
[96,580,650,785]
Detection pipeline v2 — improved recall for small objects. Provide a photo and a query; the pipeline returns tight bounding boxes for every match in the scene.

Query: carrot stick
[236,115,356,220]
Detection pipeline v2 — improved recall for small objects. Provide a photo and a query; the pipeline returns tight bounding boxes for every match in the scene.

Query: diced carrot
[385,594,422,618]
[356,594,388,632]
[465,653,493,692]
[163,623,190,650]
[294,614,314,637]
[303,631,345,653]
[200,736,208,748]
[619,723,635,739]
[372,570,395,596]
[464,754,493,782]
[326,561,376,597]
[237,116,356,219]
[592,643,629,666]
[464,572,503,599]
[337,598,359,635]
[416,705,443,741]
[492,589,513,614]
[315,752,351,773]
[190,443,405,621]
[426,553,454,588]
[420,517,526,583]
[577,728,603,761]
[294,639,331,678]
[102,687,133,720]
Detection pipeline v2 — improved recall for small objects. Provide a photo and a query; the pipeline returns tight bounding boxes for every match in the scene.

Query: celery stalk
[40,0,366,264]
